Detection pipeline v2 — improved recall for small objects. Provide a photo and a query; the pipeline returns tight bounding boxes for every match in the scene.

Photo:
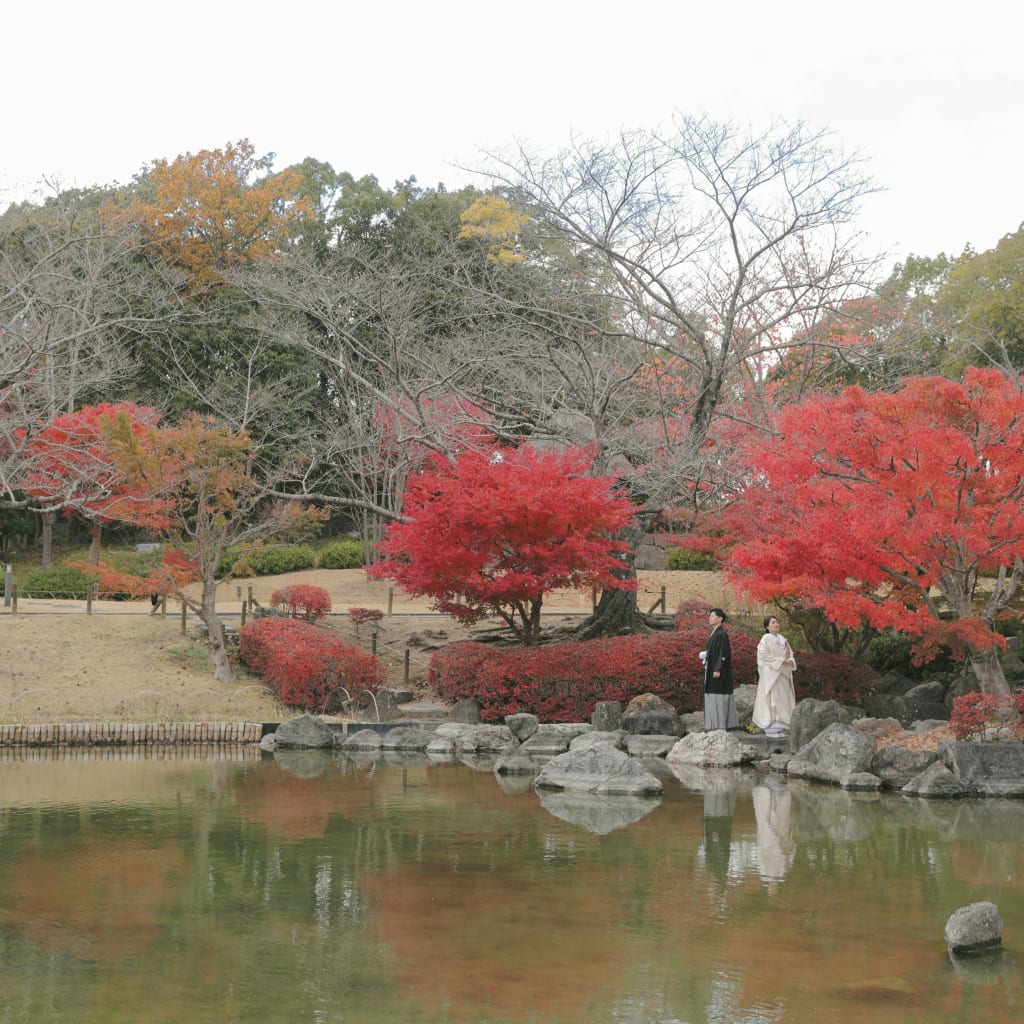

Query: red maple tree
[20,402,166,563]
[372,446,637,643]
[726,369,1024,693]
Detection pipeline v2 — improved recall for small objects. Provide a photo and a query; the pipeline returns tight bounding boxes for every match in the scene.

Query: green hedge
[665,547,717,571]
[317,539,365,569]
[232,546,318,577]
[18,564,95,599]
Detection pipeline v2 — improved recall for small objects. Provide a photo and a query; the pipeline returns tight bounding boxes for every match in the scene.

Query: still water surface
[0,746,1021,1024]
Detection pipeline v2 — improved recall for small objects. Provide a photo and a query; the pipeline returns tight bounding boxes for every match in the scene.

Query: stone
[622,694,683,737]
[521,724,591,755]
[362,689,400,722]
[945,902,1003,955]
[787,722,876,785]
[455,724,516,754]
[535,744,663,796]
[340,728,384,751]
[902,680,950,723]
[665,731,758,768]
[732,684,758,729]
[852,717,902,739]
[874,670,916,696]
[273,714,335,749]
[680,711,704,734]
[380,727,436,751]
[871,746,938,789]
[450,698,481,724]
[901,760,963,798]
[841,772,884,791]
[570,731,624,752]
[274,749,330,779]
[592,701,623,732]
[789,699,856,752]
[505,713,539,742]
[940,741,1024,797]
[493,746,541,776]
[259,732,277,752]
[859,694,910,725]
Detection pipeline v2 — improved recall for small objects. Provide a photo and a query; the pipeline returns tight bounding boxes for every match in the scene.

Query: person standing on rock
[753,615,796,737]
[702,607,738,731]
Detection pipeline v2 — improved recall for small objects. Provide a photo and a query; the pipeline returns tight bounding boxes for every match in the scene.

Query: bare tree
[480,115,884,633]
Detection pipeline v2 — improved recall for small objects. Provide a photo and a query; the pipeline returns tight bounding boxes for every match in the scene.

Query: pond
[0,746,1021,1024]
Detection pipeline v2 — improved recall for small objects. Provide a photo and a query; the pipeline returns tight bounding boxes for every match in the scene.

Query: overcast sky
[5,1,1021,270]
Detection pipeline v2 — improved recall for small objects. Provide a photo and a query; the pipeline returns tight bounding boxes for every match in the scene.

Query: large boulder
[340,728,383,751]
[622,694,683,737]
[569,731,625,753]
[380,726,438,751]
[901,760,964,798]
[625,734,678,758]
[666,731,758,768]
[940,741,1024,797]
[903,680,950,723]
[789,699,856,752]
[273,714,336,749]
[450,698,481,724]
[871,746,939,789]
[945,902,1003,956]
[505,713,539,742]
[521,724,591,755]
[535,744,662,796]
[733,684,758,729]
[455,724,516,754]
[787,722,876,786]
[592,701,623,732]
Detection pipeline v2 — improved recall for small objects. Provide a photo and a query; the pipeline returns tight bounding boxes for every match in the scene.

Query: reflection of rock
[382,751,433,768]
[459,752,500,772]
[273,749,331,779]
[494,772,536,796]
[949,950,1008,985]
[380,727,436,752]
[945,901,1003,955]
[787,779,877,844]
[537,789,661,834]
[902,760,963,798]
[668,763,754,794]
[535,745,662,796]
[701,789,736,882]
[274,714,336,749]
[493,746,541,776]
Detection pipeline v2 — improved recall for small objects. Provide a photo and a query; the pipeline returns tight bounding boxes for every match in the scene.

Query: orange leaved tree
[103,410,326,682]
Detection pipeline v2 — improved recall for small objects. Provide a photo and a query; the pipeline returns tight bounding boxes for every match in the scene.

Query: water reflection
[0,748,1020,1023]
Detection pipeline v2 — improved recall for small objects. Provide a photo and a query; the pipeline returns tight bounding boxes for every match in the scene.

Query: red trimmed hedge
[428,602,879,723]
[269,584,332,622]
[240,617,386,713]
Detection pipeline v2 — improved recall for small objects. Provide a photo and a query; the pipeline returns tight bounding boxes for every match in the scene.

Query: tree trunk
[967,646,1011,696]
[200,577,236,683]
[87,523,101,566]
[40,513,53,569]
[574,521,649,640]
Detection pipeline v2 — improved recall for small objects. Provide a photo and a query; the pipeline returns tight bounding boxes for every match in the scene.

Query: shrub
[430,631,711,723]
[234,545,317,577]
[18,564,95,599]
[317,540,365,569]
[951,691,1024,741]
[269,584,332,622]
[239,618,386,713]
[795,651,881,705]
[348,607,384,630]
[665,547,717,571]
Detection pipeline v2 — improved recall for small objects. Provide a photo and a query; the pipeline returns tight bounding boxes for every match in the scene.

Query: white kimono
[753,632,796,731]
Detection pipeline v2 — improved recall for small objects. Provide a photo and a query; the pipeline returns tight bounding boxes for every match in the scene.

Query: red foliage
[21,402,167,528]
[727,370,1024,669]
[348,607,384,627]
[269,584,332,621]
[429,633,704,723]
[239,618,386,713]
[951,691,1024,741]
[373,445,637,644]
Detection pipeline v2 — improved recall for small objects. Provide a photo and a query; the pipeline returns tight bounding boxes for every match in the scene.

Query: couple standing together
[702,608,795,735]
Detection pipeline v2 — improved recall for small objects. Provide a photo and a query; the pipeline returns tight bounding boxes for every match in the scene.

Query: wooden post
[181,603,187,636]
[160,596,167,618]
[592,588,598,612]
[247,584,253,612]
[241,602,247,628]
[404,648,411,686]
[11,584,17,615]
[387,587,394,616]
[371,631,378,656]
[86,585,94,615]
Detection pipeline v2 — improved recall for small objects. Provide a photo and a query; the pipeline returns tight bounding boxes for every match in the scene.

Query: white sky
[4,0,1022,270]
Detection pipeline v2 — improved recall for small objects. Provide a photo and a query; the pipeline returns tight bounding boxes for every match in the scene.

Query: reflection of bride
[752,780,794,885]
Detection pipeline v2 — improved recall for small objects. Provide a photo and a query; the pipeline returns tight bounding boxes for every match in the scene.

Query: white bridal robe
[753,632,796,731]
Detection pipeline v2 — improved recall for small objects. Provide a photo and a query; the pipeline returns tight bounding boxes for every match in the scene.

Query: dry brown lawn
[0,569,739,724]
